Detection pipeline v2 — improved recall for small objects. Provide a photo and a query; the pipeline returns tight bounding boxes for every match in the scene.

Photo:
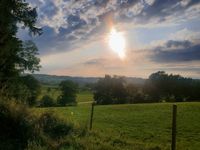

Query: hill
[32,74,146,86]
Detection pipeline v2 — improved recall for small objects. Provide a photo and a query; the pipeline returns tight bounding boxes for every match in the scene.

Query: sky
[18,0,200,78]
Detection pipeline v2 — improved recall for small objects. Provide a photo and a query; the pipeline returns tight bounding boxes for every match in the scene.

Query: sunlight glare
[109,28,126,59]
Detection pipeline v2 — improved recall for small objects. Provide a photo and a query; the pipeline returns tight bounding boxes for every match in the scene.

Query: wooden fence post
[171,104,177,150]
[89,102,95,130]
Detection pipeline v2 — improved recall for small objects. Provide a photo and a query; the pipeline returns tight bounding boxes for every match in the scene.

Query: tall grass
[0,100,88,150]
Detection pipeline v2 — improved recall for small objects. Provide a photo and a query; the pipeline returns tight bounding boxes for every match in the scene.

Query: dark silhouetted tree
[57,80,78,106]
[126,84,145,103]
[0,0,42,99]
[144,71,200,102]
[40,95,54,107]
[20,75,40,106]
[94,75,127,104]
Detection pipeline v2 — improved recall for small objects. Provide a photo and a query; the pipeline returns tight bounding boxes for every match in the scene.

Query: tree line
[93,71,200,104]
[37,71,200,106]
[3,71,200,107]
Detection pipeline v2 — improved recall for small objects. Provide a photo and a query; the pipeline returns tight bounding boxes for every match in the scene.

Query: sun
[109,28,126,59]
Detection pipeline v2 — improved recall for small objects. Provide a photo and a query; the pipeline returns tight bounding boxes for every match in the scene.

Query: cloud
[116,0,200,24]
[169,28,200,43]
[23,0,200,78]
[165,40,192,49]
[144,28,200,50]
[84,58,106,65]
[40,1,58,19]
[83,58,120,68]
[26,0,200,54]
[151,40,200,63]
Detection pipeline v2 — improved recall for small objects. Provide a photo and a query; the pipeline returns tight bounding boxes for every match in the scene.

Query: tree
[40,95,55,107]
[144,71,165,102]
[144,71,200,102]
[94,75,113,104]
[94,75,127,104]
[57,80,78,106]
[20,75,41,106]
[0,0,42,99]
[126,84,145,103]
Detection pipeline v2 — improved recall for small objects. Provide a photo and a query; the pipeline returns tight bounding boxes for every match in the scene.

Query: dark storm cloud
[151,40,200,63]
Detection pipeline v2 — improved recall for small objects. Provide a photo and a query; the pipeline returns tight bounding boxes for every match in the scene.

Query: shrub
[0,101,37,150]
[57,96,77,106]
[37,112,73,139]
[40,95,55,107]
[0,100,88,149]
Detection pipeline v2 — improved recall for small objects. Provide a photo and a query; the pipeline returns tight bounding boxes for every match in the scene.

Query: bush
[40,95,55,107]
[57,96,77,106]
[0,101,37,150]
[37,112,73,139]
[0,101,80,150]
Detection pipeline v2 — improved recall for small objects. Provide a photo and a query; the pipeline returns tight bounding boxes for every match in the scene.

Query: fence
[88,103,178,150]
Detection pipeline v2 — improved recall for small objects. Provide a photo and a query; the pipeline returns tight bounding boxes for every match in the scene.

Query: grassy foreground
[33,102,200,150]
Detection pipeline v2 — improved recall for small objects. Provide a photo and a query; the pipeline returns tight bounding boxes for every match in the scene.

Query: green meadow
[34,99,200,150]
[38,85,93,103]
[76,90,94,103]
[35,85,200,149]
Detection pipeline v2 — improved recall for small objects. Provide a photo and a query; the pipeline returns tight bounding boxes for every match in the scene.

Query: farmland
[38,85,93,103]
[34,97,200,150]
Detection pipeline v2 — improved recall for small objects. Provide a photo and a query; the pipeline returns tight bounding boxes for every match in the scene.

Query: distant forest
[32,74,145,86]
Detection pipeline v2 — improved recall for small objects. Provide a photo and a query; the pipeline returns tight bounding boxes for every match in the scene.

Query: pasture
[34,101,200,150]
[38,85,93,103]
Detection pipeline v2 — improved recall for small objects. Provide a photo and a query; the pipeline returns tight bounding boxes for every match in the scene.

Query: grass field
[33,102,200,150]
[77,90,94,102]
[38,85,93,103]
[38,85,61,100]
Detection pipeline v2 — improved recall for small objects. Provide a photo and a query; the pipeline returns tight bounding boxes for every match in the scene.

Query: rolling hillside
[32,74,146,86]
